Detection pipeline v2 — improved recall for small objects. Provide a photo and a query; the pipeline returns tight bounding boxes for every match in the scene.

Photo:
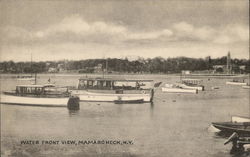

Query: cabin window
[93,81,98,87]
[88,80,93,87]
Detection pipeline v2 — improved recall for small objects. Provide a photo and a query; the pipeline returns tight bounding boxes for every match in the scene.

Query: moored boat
[226,79,247,86]
[1,84,79,108]
[70,77,159,102]
[17,75,35,81]
[212,116,250,136]
[212,122,250,136]
[178,83,204,91]
[181,79,205,91]
[242,85,250,89]
[162,84,198,94]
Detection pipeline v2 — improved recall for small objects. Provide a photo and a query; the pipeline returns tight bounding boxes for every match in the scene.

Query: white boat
[70,77,159,102]
[181,79,205,91]
[178,83,204,91]
[1,94,70,107]
[162,84,198,94]
[226,79,247,86]
[242,85,250,89]
[231,116,250,123]
[1,84,79,108]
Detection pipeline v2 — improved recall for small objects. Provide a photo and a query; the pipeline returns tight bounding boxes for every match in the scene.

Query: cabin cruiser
[1,84,79,108]
[70,77,160,103]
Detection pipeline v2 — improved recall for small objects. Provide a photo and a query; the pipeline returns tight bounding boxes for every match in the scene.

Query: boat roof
[79,77,153,82]
[16,85,46,88]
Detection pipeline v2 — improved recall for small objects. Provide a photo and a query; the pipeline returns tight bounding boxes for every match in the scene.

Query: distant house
[182,70,191,75]
[213,65,226,73]
[239,65,246,71]
[94,64,103,73]
[57,63,65,72]
[48,67,58,73]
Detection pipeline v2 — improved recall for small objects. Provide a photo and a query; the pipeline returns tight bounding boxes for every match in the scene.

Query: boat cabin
[77,78,154,90]
[181,79,203,85]
[15,85,69,96]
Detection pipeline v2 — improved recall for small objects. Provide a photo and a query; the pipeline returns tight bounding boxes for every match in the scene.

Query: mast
[106,59,108,75]
[30,52,33,77]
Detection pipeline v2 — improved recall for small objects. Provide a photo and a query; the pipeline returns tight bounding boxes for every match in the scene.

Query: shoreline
[0,73,249,78]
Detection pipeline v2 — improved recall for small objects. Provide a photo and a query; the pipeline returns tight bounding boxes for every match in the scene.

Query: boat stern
[67,96,80,110]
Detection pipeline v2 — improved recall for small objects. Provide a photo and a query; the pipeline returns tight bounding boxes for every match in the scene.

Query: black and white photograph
[0,0,249,156]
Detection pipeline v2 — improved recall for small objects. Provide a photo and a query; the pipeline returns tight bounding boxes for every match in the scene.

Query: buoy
[67,96,80,110]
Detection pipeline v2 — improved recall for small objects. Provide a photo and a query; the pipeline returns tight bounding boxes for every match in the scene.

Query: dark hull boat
[212,122,250,136]
[114,99,144,104]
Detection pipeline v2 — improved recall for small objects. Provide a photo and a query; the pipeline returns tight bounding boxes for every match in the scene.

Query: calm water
[1,74,249,157]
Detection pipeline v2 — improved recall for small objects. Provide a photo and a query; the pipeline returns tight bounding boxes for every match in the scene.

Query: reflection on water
[1,74,249,157]
[68,109,80,116]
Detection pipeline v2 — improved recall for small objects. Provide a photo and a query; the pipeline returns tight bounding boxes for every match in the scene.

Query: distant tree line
[0,56,249,74]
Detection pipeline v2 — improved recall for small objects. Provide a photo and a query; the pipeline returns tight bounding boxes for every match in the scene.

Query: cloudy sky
[0,0,249,61]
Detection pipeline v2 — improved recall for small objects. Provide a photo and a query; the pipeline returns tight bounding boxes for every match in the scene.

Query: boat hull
[212,122,250,136]
[161,87,197,94]
[71,90,152,102]
[0,94,70,107]
[178,84,204,91]
[226,82,247,85]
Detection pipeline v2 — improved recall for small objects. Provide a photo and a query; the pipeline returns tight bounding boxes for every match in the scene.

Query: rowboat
[70,77,160,102]
[161,84,198,94]
[1,84,79,108]
[212,116,250,136]
[212,122,250,136]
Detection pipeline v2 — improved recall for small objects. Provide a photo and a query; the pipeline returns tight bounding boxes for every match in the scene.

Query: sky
[0,0,249,62]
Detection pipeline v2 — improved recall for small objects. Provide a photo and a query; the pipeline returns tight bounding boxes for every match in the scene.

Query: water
[1,74,249,157]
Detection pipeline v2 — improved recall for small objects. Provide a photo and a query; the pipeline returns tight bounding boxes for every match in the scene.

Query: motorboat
[70,77,161,103]
[162,84,198,94]
[1,84,79,108]
[181,79,205,91]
